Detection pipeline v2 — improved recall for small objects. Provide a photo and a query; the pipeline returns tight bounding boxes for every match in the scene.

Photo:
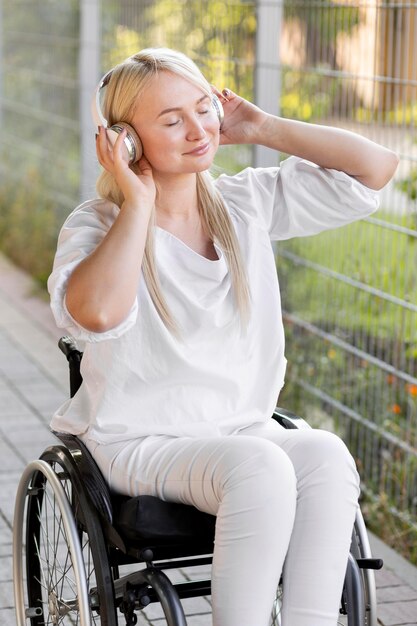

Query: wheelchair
[13,336,383,626]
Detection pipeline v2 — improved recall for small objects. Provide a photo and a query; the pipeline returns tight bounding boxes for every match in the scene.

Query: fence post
[79,0,100,201]
[254,0,282,167]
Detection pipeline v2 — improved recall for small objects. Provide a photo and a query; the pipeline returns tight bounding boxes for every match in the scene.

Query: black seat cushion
[114,494,216,545]
[53,431,216,549]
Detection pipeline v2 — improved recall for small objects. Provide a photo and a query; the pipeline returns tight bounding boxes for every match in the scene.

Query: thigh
[83,433,294,517]
[237,419,359,487]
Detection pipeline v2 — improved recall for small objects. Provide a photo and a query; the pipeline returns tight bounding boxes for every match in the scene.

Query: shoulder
[215,166,280,200]
[214,156,379,240]
[54,198,120,256]
[214,166,281,229]
[60,198,120,233]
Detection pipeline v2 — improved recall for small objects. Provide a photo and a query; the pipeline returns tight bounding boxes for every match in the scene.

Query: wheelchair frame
[13,337,383,626]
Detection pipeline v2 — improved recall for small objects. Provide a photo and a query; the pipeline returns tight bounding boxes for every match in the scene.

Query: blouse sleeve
[215,155,380,240]
[47,199,138,343]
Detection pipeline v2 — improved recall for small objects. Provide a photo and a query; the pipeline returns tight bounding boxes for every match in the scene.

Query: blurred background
[0,0,416,563]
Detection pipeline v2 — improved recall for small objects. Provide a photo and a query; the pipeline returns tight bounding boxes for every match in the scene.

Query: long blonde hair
[96,48,250,334]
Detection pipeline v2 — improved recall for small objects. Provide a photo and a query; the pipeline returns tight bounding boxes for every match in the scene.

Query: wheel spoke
[36,513,78,606]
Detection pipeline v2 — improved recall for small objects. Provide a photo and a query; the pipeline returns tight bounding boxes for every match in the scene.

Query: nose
[186,115,206,141]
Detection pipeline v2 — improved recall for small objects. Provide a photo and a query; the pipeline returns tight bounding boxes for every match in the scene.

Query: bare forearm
[65,204,152,332]
[255,115,399,190]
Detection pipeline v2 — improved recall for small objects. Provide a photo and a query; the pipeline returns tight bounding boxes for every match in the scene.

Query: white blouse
[48,156,379,443]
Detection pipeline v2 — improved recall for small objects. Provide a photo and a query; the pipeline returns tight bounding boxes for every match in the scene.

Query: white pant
[82,420,360,626]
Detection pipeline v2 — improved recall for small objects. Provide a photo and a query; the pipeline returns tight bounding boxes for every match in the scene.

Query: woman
[48,48,398,626]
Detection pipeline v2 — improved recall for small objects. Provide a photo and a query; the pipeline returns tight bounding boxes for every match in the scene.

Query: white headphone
[91,68,225,165]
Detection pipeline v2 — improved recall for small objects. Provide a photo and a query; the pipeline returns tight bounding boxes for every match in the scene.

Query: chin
[191,162,214,174]
[186,154,216,174]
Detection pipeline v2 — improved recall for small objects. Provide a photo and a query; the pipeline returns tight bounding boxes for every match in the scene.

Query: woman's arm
[217,89,399,191]
[254,115,399,190]
[65,127,156,333]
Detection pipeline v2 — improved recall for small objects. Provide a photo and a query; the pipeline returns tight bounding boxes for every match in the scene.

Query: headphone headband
[92,69,113,129]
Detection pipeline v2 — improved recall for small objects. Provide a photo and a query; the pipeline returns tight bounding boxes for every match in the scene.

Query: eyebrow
[157,95,210,118]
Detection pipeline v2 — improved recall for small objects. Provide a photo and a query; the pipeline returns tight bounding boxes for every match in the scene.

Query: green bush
[0,167,59,288]
[396,168,417,206]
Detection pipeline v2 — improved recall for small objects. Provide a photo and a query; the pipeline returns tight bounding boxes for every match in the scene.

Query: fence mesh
[277,0,417,558]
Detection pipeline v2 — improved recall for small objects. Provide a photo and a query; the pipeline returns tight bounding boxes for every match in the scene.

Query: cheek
[207,117,221,142]
[139,131,177,164]
[210,123,221,147]
[205,112,221,131]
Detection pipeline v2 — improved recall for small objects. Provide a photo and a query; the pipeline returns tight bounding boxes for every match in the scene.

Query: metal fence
[1,0,416,558]
[276,0,417,558]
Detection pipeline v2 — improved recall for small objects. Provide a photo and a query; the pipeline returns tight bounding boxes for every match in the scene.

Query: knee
[293,430,360,496]
[222,438,297,506]
[319,430,358,475]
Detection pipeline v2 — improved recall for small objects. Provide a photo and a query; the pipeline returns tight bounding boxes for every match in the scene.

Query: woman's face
[131,71,221,176]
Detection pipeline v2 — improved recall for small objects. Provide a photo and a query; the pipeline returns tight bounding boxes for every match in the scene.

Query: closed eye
[165,110,209,126]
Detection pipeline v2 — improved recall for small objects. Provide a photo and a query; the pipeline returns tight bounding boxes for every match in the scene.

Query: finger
[221,88,236,102]
[95,126,113,168]
[112,127,129,164]
[211,85,237,104]
[96,125,115,159]
[210,84,223,99]
[138,155,154,177]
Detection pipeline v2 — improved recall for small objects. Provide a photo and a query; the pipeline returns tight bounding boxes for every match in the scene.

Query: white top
[48,156,379,443]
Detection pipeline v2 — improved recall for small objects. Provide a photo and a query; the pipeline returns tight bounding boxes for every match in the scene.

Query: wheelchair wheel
[350,510,378,626]
[13,455,117,626]
[271,578,354,626]
[270,583,283,626]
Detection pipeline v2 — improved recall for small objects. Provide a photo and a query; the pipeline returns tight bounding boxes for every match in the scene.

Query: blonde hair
[96,48,250,334]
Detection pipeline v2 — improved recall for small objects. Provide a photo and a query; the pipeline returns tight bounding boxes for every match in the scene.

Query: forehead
[137,71,208,115]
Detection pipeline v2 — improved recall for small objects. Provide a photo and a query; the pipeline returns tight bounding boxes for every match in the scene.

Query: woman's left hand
[212,87,268,146]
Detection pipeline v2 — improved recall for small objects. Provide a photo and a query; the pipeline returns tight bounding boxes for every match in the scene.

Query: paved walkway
[0,252,416,625]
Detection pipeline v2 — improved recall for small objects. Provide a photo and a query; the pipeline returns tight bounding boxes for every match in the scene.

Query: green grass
[278,210,417,350]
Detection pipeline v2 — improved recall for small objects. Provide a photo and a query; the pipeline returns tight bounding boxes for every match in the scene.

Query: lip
[184,142,210,156]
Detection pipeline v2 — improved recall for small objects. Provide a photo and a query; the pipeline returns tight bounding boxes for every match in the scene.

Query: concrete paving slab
[377,601,417,626]
[0,544,12,558]
[0,608,18,626]
[0,387,34,418]
[0,556,12,582]
[0,581,14,609]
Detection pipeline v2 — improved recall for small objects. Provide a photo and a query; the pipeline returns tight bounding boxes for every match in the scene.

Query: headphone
[91,69,225,165]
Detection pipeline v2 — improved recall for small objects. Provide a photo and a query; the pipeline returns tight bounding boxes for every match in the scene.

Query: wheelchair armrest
[58,336,82,360]
[52,431,113,524]
[272,407,311,430]
[58,336,83,398]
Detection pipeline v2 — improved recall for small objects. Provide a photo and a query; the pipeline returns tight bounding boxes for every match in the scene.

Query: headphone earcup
[106,122,143,165]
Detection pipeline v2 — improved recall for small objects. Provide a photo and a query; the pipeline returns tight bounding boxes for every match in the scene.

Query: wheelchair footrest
[356,557,383,570]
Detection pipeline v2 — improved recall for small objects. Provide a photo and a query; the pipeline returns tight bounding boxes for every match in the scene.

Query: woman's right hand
[65,127,156,333]
[96,126,156,211]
